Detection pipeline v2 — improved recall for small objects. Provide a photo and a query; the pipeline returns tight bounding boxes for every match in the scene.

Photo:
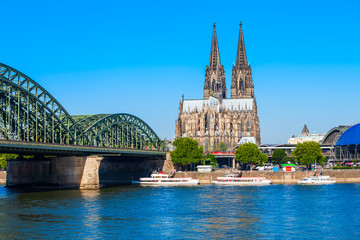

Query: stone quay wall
[4,154,166,189]
[3,167,360,186]
[175,169,360,184]
[0,171,6,184]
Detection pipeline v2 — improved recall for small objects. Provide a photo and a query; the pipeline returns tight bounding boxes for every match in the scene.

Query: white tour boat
[212,172,272,185]
[132,172,200,186]
[297,175,336,185]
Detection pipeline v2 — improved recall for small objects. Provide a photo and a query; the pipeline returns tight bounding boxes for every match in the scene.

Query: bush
[333,166,360,170]
[0,154,19,169]
[202,154,218,168]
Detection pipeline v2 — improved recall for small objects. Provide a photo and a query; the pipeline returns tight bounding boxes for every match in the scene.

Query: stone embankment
[174,169,360,184]
[0,171,6,184]
[2,169,360,186]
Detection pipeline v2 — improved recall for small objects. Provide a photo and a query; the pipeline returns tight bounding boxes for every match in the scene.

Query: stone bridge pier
[6,154,167,189]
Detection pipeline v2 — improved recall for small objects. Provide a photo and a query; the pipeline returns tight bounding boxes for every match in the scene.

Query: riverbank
[2,169,360,186]
[174,169,360,184]
[0,171,6,184]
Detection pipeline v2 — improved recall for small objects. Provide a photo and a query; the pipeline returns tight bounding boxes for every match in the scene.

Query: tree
[170,137,203,171]
[293,141,326,168]
[216,142,227,152]
[235,143,266,171]
[353,158,357,169]
[0,158,6,170]
[0,154,19,170]
[271,149,287,165]
[283,156,297,164]
[202,154,218,168]
[258,153,268,167]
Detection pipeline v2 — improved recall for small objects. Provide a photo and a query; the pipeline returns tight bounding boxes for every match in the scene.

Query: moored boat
[297,175,336,185]
[212,176,272,185]
[132,171,200,186]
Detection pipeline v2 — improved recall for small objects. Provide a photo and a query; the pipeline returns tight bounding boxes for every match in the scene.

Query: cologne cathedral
[175,23,261,151]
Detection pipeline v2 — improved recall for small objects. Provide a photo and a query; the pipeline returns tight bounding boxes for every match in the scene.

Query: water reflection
[79,190,101,238]
[0,184,360,239]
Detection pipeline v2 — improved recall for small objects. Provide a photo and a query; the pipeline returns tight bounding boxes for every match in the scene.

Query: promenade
[174,169,360,184]
[2,170,360,185]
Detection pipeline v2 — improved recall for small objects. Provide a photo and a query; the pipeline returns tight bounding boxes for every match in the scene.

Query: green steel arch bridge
[0,63,165,156]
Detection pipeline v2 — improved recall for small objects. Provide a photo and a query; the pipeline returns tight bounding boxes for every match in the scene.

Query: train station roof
[335,123,360,146]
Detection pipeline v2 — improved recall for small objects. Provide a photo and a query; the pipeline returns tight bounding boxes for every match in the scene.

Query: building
[288,124,325,144]
[175,23,261,151]
[282,164,296,172]
[334,123,360,162]
[321,125,350,145]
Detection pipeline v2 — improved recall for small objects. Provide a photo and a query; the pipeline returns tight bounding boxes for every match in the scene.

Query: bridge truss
[74,114,162,150]
[0,63,162,151]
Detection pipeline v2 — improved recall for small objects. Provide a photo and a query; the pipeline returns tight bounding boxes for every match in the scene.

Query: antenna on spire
[240,21,243,29]
[213,22,216,29]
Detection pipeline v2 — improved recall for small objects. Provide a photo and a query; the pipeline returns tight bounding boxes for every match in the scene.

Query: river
[0,184,359,239]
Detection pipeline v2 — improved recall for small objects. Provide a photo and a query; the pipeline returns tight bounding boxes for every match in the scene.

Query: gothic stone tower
[231,22,254,99]
[175,23,261,150]
[204,23,226,100]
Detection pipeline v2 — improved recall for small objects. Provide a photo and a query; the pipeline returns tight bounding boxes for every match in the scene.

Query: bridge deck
[0,140,165,157]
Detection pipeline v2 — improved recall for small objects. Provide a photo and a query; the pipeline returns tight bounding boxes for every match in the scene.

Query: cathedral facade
[175,23,261,151]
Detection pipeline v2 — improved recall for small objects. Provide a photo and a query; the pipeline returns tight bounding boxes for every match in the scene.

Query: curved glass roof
[335,123,360,146]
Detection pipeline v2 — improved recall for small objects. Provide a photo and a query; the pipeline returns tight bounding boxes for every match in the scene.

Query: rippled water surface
[1,184,360,239]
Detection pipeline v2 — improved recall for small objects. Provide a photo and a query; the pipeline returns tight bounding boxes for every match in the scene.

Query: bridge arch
[0,63,84,144]
[0,63,162,151]
[76,114,162,150]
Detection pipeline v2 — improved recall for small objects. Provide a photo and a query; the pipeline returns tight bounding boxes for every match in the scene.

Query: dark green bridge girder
[0,63,163,151]
[73,113,162,150]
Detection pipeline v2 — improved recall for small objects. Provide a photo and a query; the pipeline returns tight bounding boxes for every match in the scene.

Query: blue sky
[2,0,360,144]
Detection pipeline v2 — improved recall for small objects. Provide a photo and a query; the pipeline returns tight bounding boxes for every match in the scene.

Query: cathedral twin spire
[204,23,226,100]
[209,23,222,71]
[236,22,248,68]
[204,22,254,100]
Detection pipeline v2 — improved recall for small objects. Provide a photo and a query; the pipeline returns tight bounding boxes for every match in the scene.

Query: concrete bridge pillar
[6,156,103,189]
[80,156,102,189]
[6,154,166,189]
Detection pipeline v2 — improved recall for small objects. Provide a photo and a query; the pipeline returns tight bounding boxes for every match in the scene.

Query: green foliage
[202,154,218,168]
[170,137,204,169]
[159,140,166,151]
[271,149,287,165]
[293,141,326,167]
[23,155,35,159]
[0,158,6,170]
[0,154,19,170]
[333,166,360,169]
[258,153,268,166]
[235,143,266,169]
[216,142,227,152]
[353,159,357,165]
[283,156,297,164]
